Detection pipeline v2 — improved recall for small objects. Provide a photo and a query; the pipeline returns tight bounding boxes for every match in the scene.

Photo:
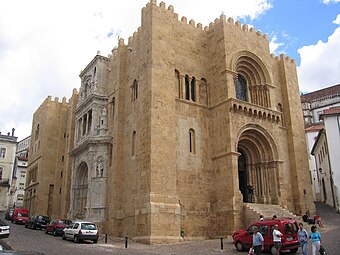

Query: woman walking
[309,225,322,255]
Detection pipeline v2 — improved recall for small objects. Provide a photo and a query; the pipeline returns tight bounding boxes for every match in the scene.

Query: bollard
[105,234,107,244]
[220,237,224,250]
[125,236,128,248]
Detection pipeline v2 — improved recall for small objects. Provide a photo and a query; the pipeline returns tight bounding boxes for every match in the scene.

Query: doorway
[238,151,248,202]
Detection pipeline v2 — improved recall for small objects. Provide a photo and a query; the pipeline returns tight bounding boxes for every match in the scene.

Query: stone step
[243,203,301,227]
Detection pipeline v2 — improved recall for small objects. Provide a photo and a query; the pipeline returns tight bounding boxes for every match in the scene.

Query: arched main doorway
[73,162,88,218]
[237,127,279,204]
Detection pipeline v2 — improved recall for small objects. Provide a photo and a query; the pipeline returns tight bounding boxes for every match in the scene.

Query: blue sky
[0,0,340,140]
[247,0,340,65]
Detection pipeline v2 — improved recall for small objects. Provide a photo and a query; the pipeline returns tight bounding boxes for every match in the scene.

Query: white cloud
[334,14,340,24]
[269,34,285,55]
[297,24,340,93]
[0,0,272,141]
[322,0,340,4]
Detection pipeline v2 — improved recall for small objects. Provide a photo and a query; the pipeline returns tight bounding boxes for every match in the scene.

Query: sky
[1,0,340,141]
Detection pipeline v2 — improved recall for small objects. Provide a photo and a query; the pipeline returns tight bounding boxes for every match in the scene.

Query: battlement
[270,53,296,64]
[144,0,268,41]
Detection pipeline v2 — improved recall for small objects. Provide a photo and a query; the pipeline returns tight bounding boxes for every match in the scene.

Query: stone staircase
[243,203,301,227]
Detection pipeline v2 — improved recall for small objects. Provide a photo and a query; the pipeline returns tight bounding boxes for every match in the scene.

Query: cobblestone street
[1,202,339,254]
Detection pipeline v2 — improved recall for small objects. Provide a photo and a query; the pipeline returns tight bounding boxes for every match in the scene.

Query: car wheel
[53,230,58,236]
[62,233,66,240]
[93,239,98,244]
[33,224,36,230]
[25,223,28,228]
[45,228,48,234]
[270,246,277,255]
[74,235,79,243]
[235,241,244,252]
[290,248,298,254]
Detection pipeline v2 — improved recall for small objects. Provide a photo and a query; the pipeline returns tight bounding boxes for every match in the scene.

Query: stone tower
[28,0,315,244]
[25,92,78,217]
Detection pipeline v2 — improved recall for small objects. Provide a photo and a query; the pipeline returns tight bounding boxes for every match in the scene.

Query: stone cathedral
[25,0,315,244]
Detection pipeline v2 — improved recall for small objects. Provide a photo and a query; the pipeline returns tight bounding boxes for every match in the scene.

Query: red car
[45,218,72,236]
[232,218,299,255]
[11,208,29,225]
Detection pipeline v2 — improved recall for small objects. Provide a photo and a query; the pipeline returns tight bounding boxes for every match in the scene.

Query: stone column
[180,75,186,100]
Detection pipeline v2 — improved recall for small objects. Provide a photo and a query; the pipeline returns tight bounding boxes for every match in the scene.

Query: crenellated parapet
[270,53,296,64]
[142,0,269,43]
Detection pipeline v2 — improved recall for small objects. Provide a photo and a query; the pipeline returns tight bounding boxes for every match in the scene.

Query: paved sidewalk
[313,202,340,255]
[95,202,340,255]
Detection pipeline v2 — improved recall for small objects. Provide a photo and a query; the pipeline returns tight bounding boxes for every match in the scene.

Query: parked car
[4,208,14,220]
[0,218,10,239]
[11,208,29,225]
[62,221,98,243]
[25,215,50,230]
[45,218,72,236]
[232,218,299,255]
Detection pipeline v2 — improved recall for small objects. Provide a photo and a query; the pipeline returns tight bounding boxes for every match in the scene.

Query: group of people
[251,221,323,255]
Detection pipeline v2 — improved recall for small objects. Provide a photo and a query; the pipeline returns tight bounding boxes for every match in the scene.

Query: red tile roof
[323,107,340,115]
[301,84,340,103]
[305,123,324,132]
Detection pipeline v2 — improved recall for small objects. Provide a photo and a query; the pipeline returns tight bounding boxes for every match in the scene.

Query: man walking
[252,226,264,255]
[272,224,283,255]
[298,223,308,255]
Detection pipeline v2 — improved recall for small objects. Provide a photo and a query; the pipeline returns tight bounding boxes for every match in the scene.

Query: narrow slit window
[132,131,136,156]
[189,129,196,154]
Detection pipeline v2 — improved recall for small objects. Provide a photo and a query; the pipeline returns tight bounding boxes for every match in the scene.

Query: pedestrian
[298,223,308,255]
[272,224,283,255]
[247,184,254,202]
[252,226,264,255]
[272,215,277,220]
[309,225,322,255]
[259,215,264,221]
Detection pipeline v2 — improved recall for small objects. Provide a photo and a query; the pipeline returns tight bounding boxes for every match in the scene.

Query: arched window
[277,103,284,126]
[191,77,196,102]
[185,75,190,100]
[235,74,247,101]
[132,80,138,101]
[189,129,196,154]
[200,78,208,105]
[132,131,136,156]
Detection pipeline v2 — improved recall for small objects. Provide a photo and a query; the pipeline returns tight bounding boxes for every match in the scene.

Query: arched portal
[73,162,88,218]
[237,127,279,204]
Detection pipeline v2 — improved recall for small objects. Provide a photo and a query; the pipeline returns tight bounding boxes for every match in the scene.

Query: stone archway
[237,127,279,204]
[73,161,88,218]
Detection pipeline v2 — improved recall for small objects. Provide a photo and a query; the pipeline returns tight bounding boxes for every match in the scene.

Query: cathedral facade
[26,0,315,244]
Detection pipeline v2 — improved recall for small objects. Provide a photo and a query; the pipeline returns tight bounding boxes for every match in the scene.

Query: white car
[62,221,98,243]
[0,219,10,239]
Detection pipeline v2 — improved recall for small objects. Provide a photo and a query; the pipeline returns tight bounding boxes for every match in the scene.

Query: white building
[7,136,30,208]
[305,124,324,201]
[312,107,340,212]
[301,84,340,126]
[0,129,18,210]
[302,84,340,202]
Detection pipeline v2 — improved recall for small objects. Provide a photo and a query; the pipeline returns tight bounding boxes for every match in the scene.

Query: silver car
[62,221,98,243]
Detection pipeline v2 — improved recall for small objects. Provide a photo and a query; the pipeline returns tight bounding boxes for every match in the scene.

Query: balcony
[227,98,282,125]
